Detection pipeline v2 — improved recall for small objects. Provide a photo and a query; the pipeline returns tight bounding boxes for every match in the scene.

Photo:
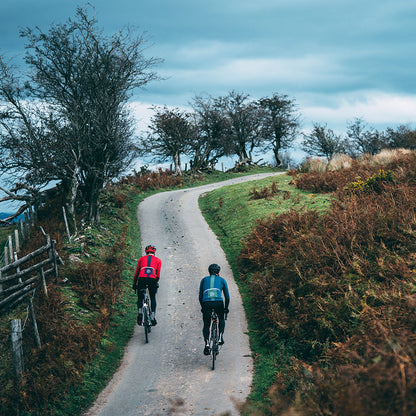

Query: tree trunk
[84,174,103,225]
[65,166,79,233]
[274,148,282,166]
[173,151,182,176]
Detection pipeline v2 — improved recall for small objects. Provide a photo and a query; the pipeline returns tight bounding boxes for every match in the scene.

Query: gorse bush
[240,151,416,415]
[292,150,416,194]
[344,169,395,194]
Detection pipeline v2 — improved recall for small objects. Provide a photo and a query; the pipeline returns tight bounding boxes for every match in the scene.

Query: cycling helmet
[145,244,156,254]
[208,263,221,275]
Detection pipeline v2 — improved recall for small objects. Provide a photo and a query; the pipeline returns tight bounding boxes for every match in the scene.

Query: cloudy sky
[1,0,416,146]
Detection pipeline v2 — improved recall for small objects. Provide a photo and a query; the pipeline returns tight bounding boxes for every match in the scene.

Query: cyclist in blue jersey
[199,263,230,355]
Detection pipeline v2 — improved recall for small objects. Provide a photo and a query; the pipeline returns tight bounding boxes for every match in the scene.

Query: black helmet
[208,263,221,275]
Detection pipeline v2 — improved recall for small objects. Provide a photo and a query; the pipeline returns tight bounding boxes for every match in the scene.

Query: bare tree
[142,106,195,175]
[0,5,161,225]
[189,94,233,171]
[257,93,300,166]
[302,123,344,160]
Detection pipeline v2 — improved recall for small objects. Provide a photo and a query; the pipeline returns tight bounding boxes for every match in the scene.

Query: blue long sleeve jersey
[199,274,230,308]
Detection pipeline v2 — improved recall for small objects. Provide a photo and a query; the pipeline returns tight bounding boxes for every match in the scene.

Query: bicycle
[138,287,152,343]
[208,309,227,370]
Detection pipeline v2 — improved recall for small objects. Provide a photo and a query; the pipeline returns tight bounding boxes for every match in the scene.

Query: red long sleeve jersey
[133,254,162,285]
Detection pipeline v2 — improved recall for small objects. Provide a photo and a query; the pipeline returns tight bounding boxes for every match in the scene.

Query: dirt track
[85,172,280,416]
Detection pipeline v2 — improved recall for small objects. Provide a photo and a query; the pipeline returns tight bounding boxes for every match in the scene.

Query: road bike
[138,287,152,343]
[208,309,227,370]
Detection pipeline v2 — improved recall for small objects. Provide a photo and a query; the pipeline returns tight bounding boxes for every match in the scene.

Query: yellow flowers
[344,169,395,194]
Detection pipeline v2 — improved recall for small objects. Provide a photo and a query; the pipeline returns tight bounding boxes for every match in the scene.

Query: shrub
[249,181,280,200]
[344,169,395,194]
[119,168,182,191]
[240,153,416,415]
[299,157,327,173]
[327,153,354,171]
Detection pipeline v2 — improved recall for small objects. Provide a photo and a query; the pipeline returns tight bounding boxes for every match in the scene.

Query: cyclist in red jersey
[133,244,162,326]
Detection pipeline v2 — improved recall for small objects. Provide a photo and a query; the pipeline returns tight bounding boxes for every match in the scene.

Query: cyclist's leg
[215,301,225,344]
[201,302,212,354]
[136,278,147,325]
[147,278,158,324]
[148,279,157,311]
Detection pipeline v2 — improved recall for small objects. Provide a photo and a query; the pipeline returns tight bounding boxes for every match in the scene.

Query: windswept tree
[0,6,161,225]
[142,106,195,175]
[189,94,233,171]
[257,93,300,166]
[384,125,416,150]
[346,117,385,156]
[302,123,344,160]
[217,91,261,165]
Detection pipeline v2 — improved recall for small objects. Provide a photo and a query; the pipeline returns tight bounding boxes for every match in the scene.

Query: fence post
[14,251,41,350]
[11,319,24,379]
[62,207,71,243]
[8,236,13,263]
[3,246,7,266]
[19,218,24,241]
[40,268,48,298]
[14,229,20,253]
[51,240,58,282]
[29,296,41,349]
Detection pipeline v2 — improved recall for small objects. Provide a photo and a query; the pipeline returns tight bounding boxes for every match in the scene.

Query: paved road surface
[85,172,280,416]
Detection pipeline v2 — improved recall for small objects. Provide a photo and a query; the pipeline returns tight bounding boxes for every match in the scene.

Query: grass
[198,173,332,408]
[199,173,330,269]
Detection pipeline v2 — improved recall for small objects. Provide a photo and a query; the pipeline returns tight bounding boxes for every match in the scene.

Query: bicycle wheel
[211,325,217,370]
[143,306,150,343]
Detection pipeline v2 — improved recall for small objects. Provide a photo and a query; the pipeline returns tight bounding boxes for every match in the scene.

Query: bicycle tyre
[144,307,149,343]
[211,325,217,370]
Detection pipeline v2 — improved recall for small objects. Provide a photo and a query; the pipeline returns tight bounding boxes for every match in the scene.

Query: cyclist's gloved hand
[132,284,137,293]
[224,308,229,314]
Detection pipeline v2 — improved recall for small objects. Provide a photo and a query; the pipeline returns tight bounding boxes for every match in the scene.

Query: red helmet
[145,244,156,254]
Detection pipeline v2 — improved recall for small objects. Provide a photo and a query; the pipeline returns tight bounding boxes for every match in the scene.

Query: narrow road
[85,172,280,416]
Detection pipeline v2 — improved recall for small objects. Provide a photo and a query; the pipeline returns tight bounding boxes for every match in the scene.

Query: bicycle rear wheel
[143,307,150,343]
[211,326,218,370]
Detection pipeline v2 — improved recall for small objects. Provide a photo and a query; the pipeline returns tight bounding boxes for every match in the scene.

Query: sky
[0,0,416,162]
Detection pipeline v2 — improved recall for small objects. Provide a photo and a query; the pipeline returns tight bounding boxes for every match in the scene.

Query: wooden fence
[0,227,63,379]
[1,208,34,269]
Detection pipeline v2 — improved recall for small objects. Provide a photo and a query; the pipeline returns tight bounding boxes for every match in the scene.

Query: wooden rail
[0,232,60,314]
[0,228,63,379]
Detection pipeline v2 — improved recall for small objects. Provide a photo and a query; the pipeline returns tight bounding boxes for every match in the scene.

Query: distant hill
[0,213,22,223]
